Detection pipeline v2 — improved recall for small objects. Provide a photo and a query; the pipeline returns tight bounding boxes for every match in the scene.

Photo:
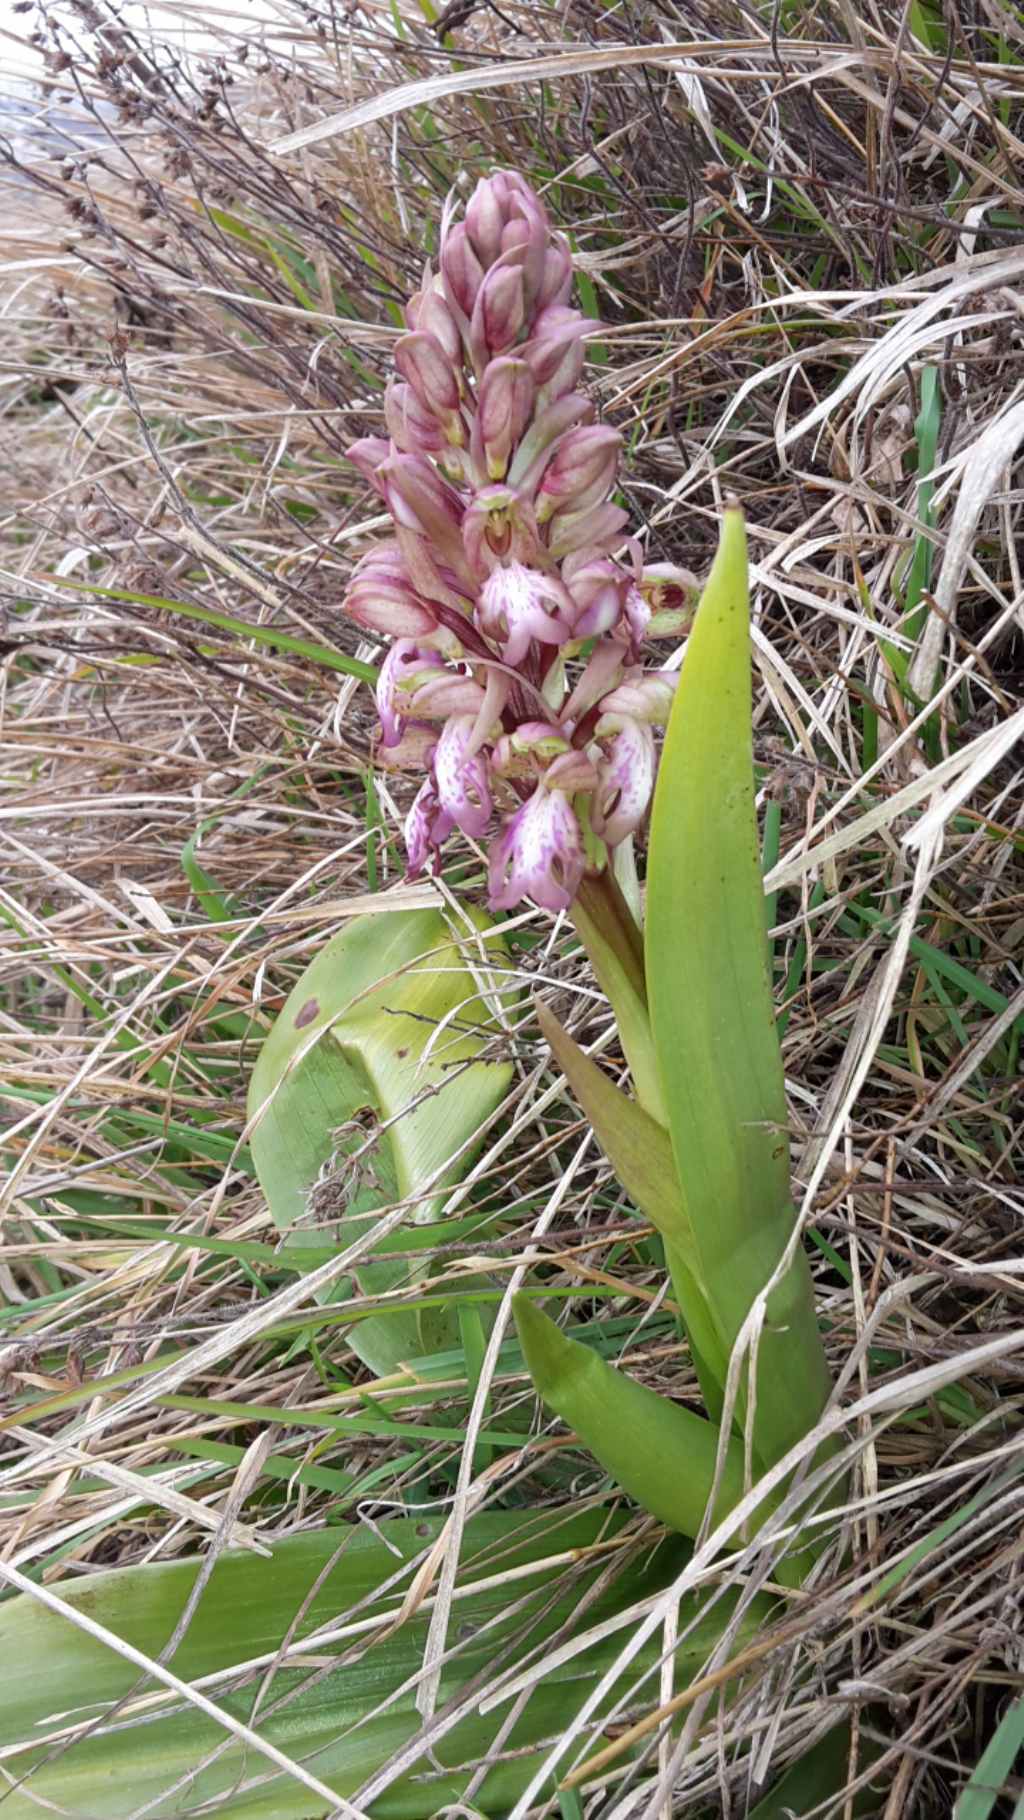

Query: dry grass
[1,0,1023,1813]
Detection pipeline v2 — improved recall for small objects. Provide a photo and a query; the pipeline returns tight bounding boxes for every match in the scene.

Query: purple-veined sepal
[488,783,585,913]
[432,713,493,838]
[590,715,656,847]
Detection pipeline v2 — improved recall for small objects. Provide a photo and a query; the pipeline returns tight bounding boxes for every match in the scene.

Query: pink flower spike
[591,717,656,847]
[433,714,492,838]
[477,562,575,667]
[488,786,584,913]
[376,640,444,747]
[405,776,454,878]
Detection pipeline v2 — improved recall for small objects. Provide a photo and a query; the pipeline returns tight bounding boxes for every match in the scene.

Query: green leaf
[536,1000,729,1419]
[536,1001,692,1262]
[248,907,513,1375]
[47,575,378,685]
[956,1698,1024,1820]
[0,1509,701,1819]
[512,1294,783,1555]
[645,509,833,1472]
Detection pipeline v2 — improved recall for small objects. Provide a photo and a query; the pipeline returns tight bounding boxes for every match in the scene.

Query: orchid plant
[314,168,840,1580]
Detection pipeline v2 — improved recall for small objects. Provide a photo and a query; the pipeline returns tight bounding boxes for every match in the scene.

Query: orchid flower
[340,169,696,913]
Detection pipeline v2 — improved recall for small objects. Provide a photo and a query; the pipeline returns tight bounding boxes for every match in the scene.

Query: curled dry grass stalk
[1,0,1023,1813]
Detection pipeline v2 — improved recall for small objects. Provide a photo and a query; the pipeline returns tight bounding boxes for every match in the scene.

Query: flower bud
[475,357,535,481]
[384,380,446,455]
[344,541,439,639]
[591,717,655,847]
[378,454,467,573]
[376,639,445,747]
[345,435,390,496]
[433,713,492,838]
[477,562,575,667]
[405,285,462,366]
[597,671,678,726]
[488,785,584,913]
[507,392,594,492]
[537,239,573,313]
[535,424,621,523]
[464,172,512,266]
[465,170,548,296]
[470,261,527,367]
[440,221,485,320]
[522,308,588,398]
[395,330,461,417]
[405,776,454,877]
[546,499,630,561]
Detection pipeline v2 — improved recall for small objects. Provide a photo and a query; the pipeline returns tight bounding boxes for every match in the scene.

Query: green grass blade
[45,575,378,684]
[956,1697,1024,1820]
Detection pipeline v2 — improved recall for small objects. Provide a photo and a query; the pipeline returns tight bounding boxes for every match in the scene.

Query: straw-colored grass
[2,0,1023,1813]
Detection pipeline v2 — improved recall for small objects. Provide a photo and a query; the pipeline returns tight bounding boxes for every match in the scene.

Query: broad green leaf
[646,509,833,1472]
[248,907,513,1374]
[0,1509,722,1820]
